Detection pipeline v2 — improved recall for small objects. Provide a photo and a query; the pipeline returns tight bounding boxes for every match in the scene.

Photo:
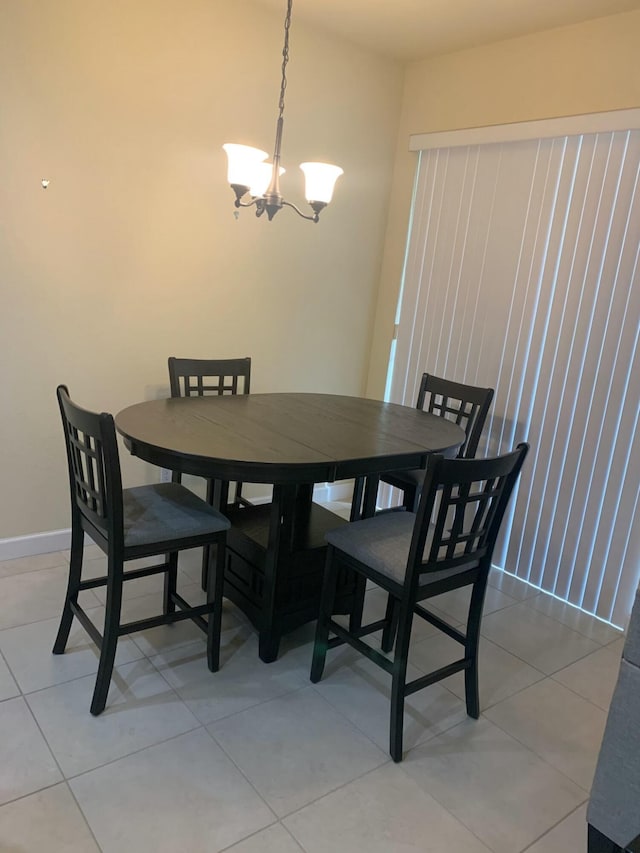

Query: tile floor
[0,504,625,852]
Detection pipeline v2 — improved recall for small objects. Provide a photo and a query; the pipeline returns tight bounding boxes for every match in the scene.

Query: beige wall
[4,2,639,544]
[0,0,402,539]
[367,9,640,399]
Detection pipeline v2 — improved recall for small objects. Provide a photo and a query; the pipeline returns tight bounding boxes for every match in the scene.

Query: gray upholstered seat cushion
[123,483,230,548]
[326,512,478,587]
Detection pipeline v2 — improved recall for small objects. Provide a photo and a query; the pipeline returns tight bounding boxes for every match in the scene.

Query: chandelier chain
[278,0,292,121]
[223,0,341,222]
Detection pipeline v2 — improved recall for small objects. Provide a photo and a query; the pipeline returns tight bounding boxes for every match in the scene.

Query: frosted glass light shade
[249,163,285,197]
[300,162,344,204]
[223,143,268,188]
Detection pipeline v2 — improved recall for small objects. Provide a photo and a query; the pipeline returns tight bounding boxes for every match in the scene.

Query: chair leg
[587,825,623,853]
[310,546,340,683]
[53,523,84,655]
[202,479,229,590]
[200,478,217,590]
[90,559,123,716]
[381,594,399,653]
[201,547,210,592]
[464,579,486,719]
[206,537,226,672]
[350,477,365,521]
[401,485,418,512]
[163,552,178,615]
[390,600,413,763]
[349,575,367,632]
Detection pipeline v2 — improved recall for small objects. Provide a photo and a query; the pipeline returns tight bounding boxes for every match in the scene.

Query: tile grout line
[204,686,392,822]
[63,779,105,853]
[0,548,615,851]
[478,704,594,797]
[216,821,305,853]
[519,799,589,852]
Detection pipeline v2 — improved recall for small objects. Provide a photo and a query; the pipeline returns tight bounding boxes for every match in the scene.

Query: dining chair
[382,373,495,511]
[349,373,495,643]
[168,356,252,588]
[54,385,230,715]
[168,356,251,401]
[311,442,529,762]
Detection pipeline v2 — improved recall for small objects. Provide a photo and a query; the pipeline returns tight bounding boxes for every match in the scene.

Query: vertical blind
[389,129,640,627]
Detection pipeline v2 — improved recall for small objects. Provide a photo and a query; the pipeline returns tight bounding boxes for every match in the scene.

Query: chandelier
[223,0,343,223]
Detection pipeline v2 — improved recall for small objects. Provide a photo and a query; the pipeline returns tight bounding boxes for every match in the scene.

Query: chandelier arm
[232,196,318,222]
[281,199,320,223]
[234,197,259,209]
[232,196,273,219]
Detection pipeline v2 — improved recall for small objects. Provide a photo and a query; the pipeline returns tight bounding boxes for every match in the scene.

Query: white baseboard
[248,482,354,504]
[312,481,354,503]
[0,482,355,562]
[0,529,73,561]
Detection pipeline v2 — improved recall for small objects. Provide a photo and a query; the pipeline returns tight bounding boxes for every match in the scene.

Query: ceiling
[252,0,640,62]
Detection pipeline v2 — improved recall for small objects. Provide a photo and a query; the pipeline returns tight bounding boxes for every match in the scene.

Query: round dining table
[116,393,465,661]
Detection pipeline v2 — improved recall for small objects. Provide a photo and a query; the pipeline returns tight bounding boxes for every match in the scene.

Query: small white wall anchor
[41,179,50,189]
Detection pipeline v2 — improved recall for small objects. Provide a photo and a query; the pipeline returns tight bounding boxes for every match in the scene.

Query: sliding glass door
[389,124,640,627]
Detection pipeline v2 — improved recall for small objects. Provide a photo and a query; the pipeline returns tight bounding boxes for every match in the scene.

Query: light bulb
[300,162,344,204]
[223,144,268,189]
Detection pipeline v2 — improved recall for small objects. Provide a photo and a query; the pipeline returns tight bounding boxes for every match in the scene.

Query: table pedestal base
[223,498,354,662]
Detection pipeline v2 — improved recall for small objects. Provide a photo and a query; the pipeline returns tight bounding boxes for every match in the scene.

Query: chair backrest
[168,357,251,398]
[407,443,528,583]
[56,385,123,549]
[417,373,494,459]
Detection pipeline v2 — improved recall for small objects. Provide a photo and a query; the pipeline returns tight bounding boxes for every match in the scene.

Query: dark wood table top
[115,393,465,484]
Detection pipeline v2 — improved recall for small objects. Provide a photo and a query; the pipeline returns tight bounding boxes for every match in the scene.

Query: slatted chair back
[54,385,230,716]
[417,373,494,459]
[57,385,123,551]
[168,357,251,398]
[371,373,495,516]
[167,356,253,589]
[311,441,528,762]
[408,444,528,588]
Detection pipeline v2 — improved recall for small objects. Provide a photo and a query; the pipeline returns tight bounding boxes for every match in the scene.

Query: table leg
[201,480,229,589]
[258,483,292,663]
[257,482,319,662]
[258,633,282,664]
[224,481,345,663]
[290,482,313,549]
[211,479,230,512]
[350,474,380,521]
[349,474,378,633]
[362,474,380,518]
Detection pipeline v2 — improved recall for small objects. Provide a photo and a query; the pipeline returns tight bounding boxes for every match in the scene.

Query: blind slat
[390,128,640,627]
